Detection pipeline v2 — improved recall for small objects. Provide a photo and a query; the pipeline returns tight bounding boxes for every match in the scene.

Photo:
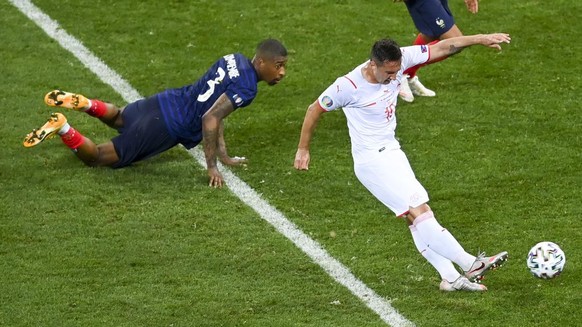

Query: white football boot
[408,76,436,97]
[398,74,415,102]
[440,276,487,292]
[465,251,509,282]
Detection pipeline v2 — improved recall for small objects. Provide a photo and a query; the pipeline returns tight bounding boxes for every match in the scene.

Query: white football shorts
[353,147,429,216]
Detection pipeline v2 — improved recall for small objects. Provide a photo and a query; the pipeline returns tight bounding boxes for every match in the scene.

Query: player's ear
[252,55,264,66]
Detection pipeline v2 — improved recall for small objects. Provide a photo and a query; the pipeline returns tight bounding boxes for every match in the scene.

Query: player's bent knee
[95,142,121,167]
[408,203,431,218]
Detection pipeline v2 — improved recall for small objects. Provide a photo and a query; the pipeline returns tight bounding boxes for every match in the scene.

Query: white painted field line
[9,1,414,326]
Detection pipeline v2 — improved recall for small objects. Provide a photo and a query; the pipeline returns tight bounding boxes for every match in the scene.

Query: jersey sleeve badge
[321,95,334,108]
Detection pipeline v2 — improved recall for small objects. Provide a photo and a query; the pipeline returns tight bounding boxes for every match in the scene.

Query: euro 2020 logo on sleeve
[322,95,333,108]
[232,94,243,106]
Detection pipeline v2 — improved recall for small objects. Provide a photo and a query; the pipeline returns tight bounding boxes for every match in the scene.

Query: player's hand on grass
[207,167,224,188]
[294,148,310,170]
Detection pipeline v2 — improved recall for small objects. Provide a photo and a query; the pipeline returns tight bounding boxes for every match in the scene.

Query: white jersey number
[197,67,226,102]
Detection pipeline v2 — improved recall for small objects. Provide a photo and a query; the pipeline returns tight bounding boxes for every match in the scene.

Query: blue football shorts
[405,0,455,38]
[111,95,179,168]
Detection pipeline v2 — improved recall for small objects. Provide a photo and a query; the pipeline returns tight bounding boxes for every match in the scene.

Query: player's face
[258,56,288,85]
[371,60,401,84]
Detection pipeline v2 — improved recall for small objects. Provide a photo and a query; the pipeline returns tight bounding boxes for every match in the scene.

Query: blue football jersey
[157,53,258,148]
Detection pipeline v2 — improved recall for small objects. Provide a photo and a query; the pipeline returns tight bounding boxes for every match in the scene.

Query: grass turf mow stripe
[9,0,414,326]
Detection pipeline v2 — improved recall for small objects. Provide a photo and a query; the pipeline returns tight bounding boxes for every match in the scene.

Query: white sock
[413,211,475,271]
[409,225,460,282]
[83,99,92,111]
[57,123,70,135]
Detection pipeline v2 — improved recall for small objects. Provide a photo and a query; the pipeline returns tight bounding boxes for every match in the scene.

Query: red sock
[413,33,429,46]
[85,99,107,118]
[404,36,443,78]
[60,127,85,150]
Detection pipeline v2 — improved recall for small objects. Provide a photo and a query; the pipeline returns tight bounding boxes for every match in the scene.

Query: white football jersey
[317,45,430,160]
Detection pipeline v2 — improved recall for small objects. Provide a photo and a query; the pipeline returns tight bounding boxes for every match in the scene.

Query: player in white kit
[294,33,511,291]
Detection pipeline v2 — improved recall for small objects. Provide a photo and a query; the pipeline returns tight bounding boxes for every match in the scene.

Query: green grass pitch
[1,0,580,326]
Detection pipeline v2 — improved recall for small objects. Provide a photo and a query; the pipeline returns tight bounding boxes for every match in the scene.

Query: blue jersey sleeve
[223,53,258,109]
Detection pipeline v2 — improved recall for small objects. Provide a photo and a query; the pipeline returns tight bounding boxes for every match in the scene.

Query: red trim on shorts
[398,210,410,218]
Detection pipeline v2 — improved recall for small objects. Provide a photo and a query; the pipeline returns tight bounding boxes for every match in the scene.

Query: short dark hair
[370,39,402,65]
[256,38,288,58]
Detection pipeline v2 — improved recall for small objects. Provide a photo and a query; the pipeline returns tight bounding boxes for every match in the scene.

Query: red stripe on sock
[86,100,107,117]
[60,127,85,149]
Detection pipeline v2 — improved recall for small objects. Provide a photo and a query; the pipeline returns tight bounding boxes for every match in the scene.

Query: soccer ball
[526,241,566,279]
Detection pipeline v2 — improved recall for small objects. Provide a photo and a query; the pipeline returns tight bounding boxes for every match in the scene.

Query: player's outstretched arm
[428,33,511,61]
[294,100,326,170]
[202,93,236,187]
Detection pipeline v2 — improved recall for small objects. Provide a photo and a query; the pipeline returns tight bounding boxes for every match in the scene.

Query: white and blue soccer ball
[526,241,566,279]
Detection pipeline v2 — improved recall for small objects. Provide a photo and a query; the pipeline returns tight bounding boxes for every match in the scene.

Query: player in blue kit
[394,0,480,102]
[23,38,288,187]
